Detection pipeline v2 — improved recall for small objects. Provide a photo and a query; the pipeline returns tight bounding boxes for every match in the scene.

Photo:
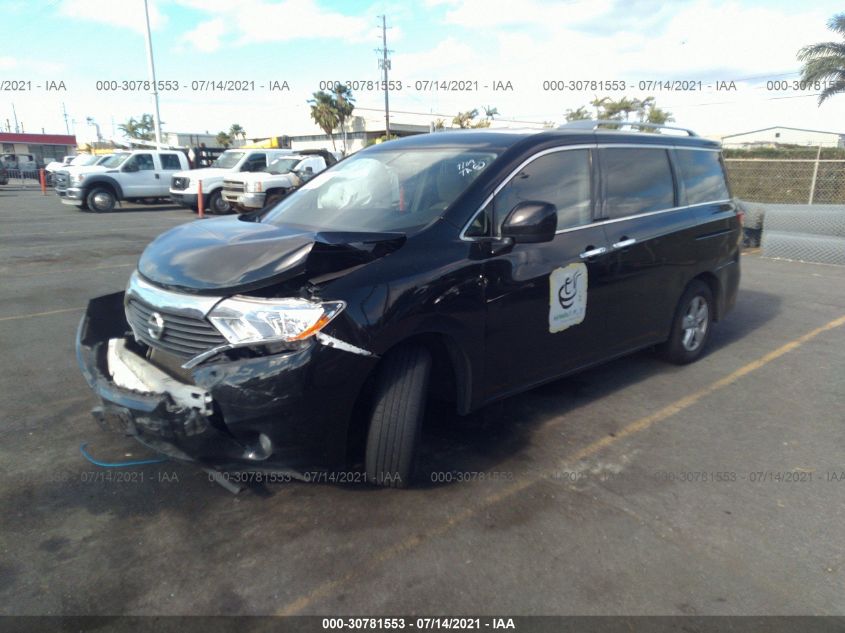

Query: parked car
[53,155,117,197]
[45,155,77,174]
[222,153,328,212]
[169,148,295,214]
[0,153,37,172]
[62,150,189,211]
[0,165,7,185]
[77,123,740,487]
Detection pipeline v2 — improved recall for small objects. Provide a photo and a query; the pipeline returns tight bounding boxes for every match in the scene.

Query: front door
[479,146,614,399]
[120,153,159,197]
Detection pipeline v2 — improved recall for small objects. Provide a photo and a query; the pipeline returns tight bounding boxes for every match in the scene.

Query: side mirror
[501,201,558,243]
[123,162,139,172]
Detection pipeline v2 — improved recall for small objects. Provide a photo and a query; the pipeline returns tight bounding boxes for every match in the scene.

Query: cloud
[173,0,375,50]
[57,0,166,34]
[180,17,227,53]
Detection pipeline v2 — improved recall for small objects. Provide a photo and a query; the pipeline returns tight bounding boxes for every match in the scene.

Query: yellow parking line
[0,306,83,322]
[276,313,845,616]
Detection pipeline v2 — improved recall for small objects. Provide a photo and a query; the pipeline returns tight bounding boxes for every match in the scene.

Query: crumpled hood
[138,216,405,294]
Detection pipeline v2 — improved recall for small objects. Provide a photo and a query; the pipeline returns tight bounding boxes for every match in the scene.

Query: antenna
[62,103,70,135]
[375,15,393,138]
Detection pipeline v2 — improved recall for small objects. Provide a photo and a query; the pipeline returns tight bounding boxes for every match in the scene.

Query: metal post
[143,0,163,147]
[808,145,822,205]
[379,15,391,138]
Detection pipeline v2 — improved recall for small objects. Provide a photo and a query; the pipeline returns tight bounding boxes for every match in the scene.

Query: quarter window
[601,148,675,218]
[492,149,593,232]
[674,149,730,205]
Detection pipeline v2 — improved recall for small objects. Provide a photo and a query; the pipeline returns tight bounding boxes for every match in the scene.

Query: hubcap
[93,192,112,208]
[212,195,229,213]
[681,295,709,351]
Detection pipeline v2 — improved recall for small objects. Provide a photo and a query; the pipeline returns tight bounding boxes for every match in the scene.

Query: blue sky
[1,0,843,142]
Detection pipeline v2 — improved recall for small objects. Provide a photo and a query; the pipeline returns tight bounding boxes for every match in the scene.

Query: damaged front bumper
[77,292,377,470]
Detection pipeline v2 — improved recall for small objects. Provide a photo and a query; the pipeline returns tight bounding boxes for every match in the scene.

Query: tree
[331,83,355,155]
[590,96,610,119]
[483,105,499,119]
[433,118,446,130]
[308,91,339,151]
[118,114,161,141]
[216,131,232,147]
[118,117,142,140]
[798,13,845,104]
[564,106,592,121]
[452,109,479,128]
[229,124,246,143]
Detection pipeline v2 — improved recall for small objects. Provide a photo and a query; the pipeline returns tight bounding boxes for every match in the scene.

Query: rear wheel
[86,187,116,213]
[657,280,713,365]
[365,345,432,488]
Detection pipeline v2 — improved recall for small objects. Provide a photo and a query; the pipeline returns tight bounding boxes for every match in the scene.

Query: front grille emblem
[147,312,165,340]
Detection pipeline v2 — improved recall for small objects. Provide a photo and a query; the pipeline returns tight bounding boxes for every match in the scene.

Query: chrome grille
[126,298,226,358]
[223,179,245,193]
[54,170,70,191]
[171,176,189,190]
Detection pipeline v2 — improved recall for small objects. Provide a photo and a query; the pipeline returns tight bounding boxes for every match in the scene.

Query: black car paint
[77,129,741,473]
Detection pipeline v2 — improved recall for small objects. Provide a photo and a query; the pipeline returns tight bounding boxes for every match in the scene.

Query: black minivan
[77,123,740,487]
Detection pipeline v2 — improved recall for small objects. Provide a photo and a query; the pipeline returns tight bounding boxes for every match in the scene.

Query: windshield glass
[262,148,498,233]
[212,151,245,169]
[266,158,300,175]
[71,155,100,166]
[99,154,130,168]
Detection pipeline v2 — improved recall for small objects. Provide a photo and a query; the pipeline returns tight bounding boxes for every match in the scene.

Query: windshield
[266,158,300,175]
[212,151,245,169]
[262,148,498,233]
[99,154,130,168]
[71,155,100,166]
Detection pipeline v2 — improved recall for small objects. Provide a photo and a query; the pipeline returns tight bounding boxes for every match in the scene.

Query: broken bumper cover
[76,291,378,469]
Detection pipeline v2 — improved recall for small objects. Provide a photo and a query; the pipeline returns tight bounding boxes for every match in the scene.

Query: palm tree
[229,124,246,143]
[564,106,591,121]
[331,83,355,155]
[452,109,479,128]
[309,91,339,151]
[118,117,141,140]
[216,131,232,148]
[589,96,610,119]
[798,13,845,104]
[483,105,499,119]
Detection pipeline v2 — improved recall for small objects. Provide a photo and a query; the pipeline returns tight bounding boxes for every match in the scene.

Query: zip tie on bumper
[79,442,169,468]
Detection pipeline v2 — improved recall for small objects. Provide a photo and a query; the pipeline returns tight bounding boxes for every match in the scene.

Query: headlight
[247,180,263,193]
[208,296,345,345]
[70,173,85,185]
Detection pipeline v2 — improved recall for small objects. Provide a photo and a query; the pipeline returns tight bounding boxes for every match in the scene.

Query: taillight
[736,206,745,227]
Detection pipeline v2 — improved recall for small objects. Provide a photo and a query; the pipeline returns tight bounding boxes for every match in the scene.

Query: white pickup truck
[222,153,331,212]
[169,148,294,214]
[62,150,189,212]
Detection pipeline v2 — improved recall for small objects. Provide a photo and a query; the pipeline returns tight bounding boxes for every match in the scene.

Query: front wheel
[657,280,714,365]
[206,190,230,215]
[365,345,432,488]
[86,187,116,213]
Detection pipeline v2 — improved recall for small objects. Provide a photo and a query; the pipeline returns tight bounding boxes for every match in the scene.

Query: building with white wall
[722,126,845,149]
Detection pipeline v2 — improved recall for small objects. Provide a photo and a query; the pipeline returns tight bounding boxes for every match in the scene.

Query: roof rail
[559,120,698,137]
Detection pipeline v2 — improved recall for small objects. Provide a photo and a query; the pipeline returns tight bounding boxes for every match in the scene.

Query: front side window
[125,154,154,171]
[601,148,675,218]
[243,154,266,172]
[266,158,300,174]
[491,149,592,233]
[100,154,129,168]
[263,148,498,233]
[213,151,245,169]
[674,149,730,205]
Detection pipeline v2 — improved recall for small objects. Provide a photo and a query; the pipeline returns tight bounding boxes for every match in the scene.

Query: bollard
[39,169,47,195]
[197,180,204,218]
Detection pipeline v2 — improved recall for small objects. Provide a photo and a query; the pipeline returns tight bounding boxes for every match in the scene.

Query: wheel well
[344,332,470,467]
[86,182,118,199]
[692,272,721,321]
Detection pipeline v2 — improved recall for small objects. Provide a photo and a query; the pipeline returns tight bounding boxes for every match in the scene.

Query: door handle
[612,237,636,249]
[155,173,160,179]
[579,246,607,259]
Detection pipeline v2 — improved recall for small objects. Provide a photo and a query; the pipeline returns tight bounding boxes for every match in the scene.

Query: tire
[206,190,230,215]
[86,187,116,213]
[365,345,432,488]
[263,190,287,209]
[657,280,714,365]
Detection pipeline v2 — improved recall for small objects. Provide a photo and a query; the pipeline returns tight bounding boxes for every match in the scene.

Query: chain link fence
[1,169,44,188]
[724,157,845,204]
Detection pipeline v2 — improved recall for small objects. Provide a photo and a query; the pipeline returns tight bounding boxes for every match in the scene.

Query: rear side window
[601,148,675,218]
[493,149,592,232]
[674,149,730,205]
[159,153,181,170]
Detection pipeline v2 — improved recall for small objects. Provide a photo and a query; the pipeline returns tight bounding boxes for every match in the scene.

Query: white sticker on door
[549,263,588,333]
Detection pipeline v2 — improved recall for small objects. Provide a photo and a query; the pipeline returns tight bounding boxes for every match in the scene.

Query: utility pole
[376,15,393,138]
[11,103,19,133]
[62,103,70,135]
[142,0,163,147]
